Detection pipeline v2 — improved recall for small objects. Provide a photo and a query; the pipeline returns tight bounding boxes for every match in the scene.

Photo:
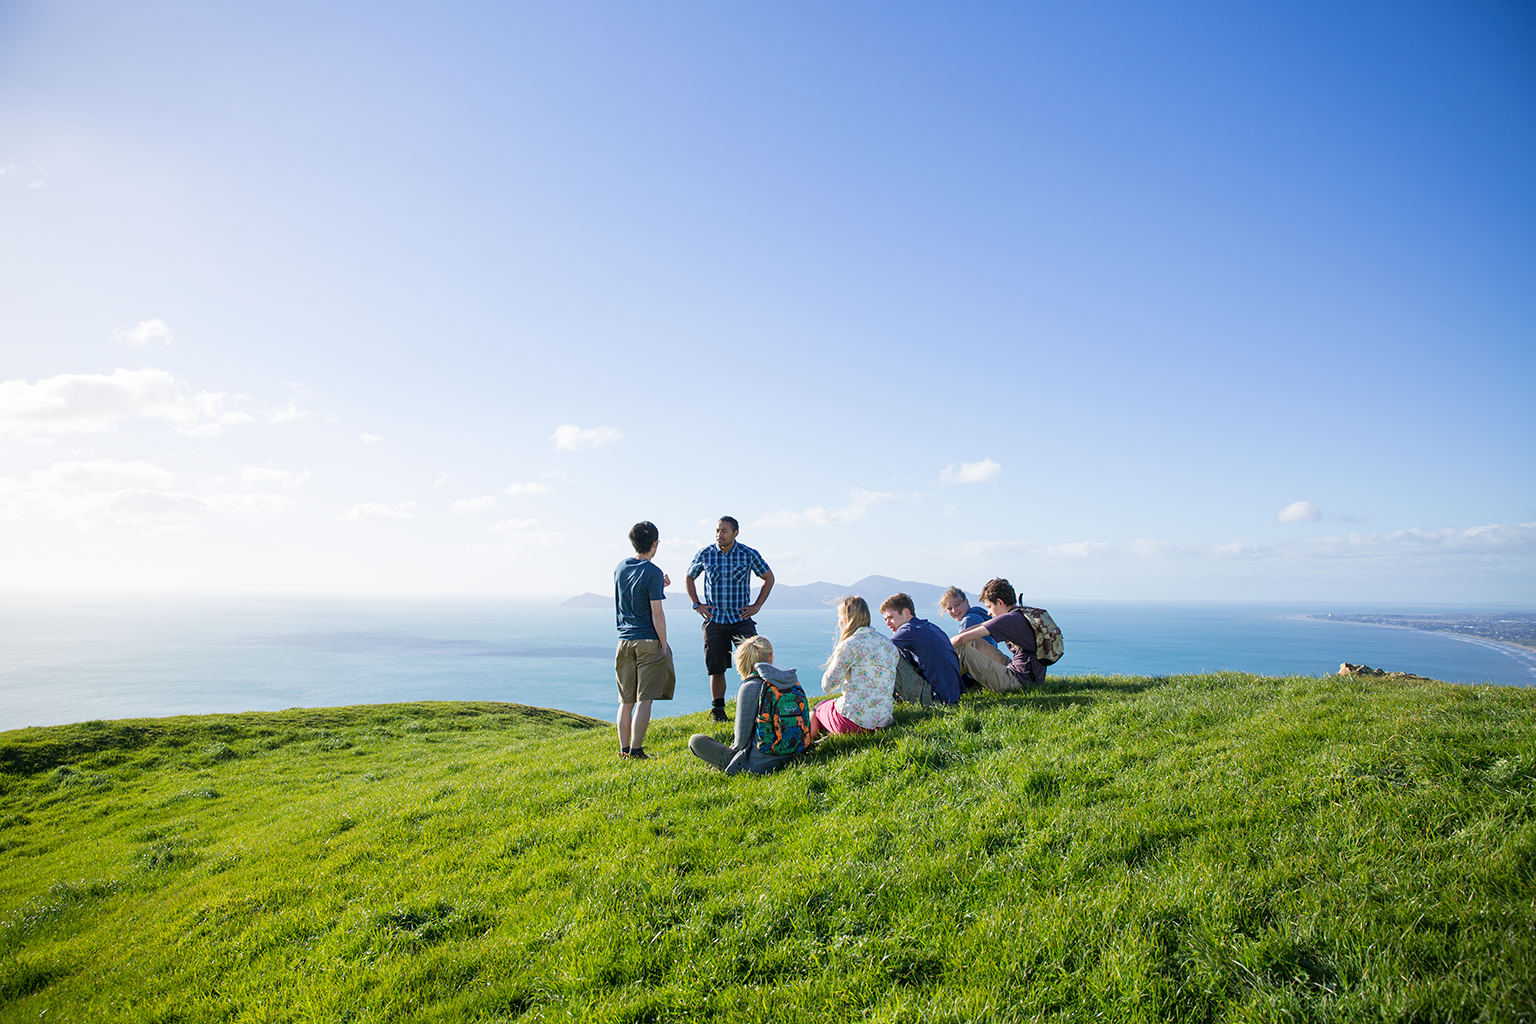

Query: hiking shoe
[628,747,650,760]
[710,706,728,723]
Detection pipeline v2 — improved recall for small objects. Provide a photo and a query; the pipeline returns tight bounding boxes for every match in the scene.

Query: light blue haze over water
[2,596,1533,730]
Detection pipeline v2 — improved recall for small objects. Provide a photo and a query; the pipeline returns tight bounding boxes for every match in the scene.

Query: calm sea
[1,596,1532,730]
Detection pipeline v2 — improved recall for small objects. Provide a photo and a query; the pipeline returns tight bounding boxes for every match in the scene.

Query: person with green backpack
[687,635,811,775]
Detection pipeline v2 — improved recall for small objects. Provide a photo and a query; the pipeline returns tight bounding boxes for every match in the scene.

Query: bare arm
[951,623,992,647]
[742,568,775,618]
[650,599,668,650]
[685,575,711,620]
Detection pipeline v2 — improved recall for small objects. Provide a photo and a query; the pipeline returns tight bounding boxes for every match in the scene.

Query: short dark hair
[718,516,740,532]
[628,521,659,553]
[979,578,1016,607]
[879,593,915,615]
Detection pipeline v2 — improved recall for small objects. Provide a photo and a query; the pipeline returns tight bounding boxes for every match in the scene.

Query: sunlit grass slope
[2,674,1533,1023]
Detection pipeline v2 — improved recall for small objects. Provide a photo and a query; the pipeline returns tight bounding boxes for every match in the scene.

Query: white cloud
[341,502,413,522]
[234,466,309,489]
[0,474,291,530]
[490,517,565,546]
[4,162,47,189]
[265,399,311,424]
[550,424,622,451]
[756,505,867,528]
[450,495,501,514]
[142,523,196,539]
[433,473,448,488]
[943,504,958,517]
[1042,541,1112,558]
[850,488,920,506]
[756,487,919,529]
[359,433,382,444]
[0,368,252,438]
[959,521,1536,569]
[1276,501,1322,524]
[960,538,1115,560]
[491,517,540,533]
[110,319,173,346]
[30,459,176,490]
[940,458,1002,484]
[503,481,551,495]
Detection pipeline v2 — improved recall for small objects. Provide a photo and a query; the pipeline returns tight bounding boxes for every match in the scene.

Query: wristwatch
[692,602,701,609]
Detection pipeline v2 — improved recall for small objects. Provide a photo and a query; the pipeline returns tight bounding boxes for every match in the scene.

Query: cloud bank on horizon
[0,3,1531,602]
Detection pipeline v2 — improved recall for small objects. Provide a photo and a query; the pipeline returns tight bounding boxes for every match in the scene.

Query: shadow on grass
[782,675,1175,765]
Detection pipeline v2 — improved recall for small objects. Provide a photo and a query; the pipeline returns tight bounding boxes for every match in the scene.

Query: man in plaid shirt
[685,516,776,721]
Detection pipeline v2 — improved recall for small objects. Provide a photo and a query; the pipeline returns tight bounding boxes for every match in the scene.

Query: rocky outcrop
[1338,663,1434,682]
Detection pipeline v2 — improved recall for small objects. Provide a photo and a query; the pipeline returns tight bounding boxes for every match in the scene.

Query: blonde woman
[810,596,898,742]
[687,636,808,775]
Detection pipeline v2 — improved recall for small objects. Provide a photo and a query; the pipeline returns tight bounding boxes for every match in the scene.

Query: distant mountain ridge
[561,575,955,611]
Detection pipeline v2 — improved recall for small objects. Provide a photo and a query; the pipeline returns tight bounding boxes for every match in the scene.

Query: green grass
[1,674,1533,1023]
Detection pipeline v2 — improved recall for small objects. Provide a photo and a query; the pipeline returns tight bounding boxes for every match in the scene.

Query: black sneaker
[628,747,650,760]
[710,705,728,723]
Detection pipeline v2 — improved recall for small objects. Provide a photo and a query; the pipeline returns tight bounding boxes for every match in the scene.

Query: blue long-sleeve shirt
[890,617,963,705]
[960,605,1001,648]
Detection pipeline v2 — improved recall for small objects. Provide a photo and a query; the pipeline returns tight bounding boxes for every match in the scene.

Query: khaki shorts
[615,638,676,703]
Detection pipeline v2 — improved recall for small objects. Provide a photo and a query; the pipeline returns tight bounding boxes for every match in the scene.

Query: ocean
[1,595,1532,730]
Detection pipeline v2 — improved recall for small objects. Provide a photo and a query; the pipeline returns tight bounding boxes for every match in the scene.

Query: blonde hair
[734,635,774,680]
[837,595,871,642]
[823,596,871,669]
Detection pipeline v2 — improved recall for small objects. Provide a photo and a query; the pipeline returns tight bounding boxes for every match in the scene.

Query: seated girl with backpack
[809,596,898,742]
[687,635,811,775]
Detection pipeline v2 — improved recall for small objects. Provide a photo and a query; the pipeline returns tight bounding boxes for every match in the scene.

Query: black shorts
[703,617,758,676]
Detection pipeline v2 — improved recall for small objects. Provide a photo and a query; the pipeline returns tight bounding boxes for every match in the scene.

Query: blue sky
[1,1,1532,602]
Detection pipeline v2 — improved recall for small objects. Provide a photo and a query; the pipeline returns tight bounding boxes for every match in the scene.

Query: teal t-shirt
[614,558,665,640]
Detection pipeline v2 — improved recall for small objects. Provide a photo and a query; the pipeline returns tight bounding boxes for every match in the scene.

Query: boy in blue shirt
[614,521,675,759]
[879,592,963,705]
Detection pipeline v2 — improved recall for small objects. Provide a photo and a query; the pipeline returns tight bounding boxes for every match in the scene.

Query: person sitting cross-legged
[808,596,897,743]
[949,577,1046,691]
[939,585,1009,687]
[687,636,807,775]
[879,592,963,706]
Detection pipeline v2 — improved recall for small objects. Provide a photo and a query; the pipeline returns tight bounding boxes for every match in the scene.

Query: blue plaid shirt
[687,542,771,624]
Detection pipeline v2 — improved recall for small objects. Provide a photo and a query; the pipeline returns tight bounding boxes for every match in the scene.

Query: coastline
[1306,615,1536,684]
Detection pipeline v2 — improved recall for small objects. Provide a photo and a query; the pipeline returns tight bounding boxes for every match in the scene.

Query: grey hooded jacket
[725,663,806,776]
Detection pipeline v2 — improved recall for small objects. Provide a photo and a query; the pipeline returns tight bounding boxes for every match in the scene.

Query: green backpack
[753,675,811,757]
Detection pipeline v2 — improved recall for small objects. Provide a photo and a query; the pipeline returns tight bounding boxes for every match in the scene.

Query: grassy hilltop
[1,673,1533,1023]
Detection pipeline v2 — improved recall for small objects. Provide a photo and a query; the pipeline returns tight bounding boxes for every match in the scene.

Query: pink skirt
[812,698,873,735]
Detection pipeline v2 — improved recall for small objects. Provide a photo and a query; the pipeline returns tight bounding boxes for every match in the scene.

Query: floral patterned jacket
[821,626,898,729]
